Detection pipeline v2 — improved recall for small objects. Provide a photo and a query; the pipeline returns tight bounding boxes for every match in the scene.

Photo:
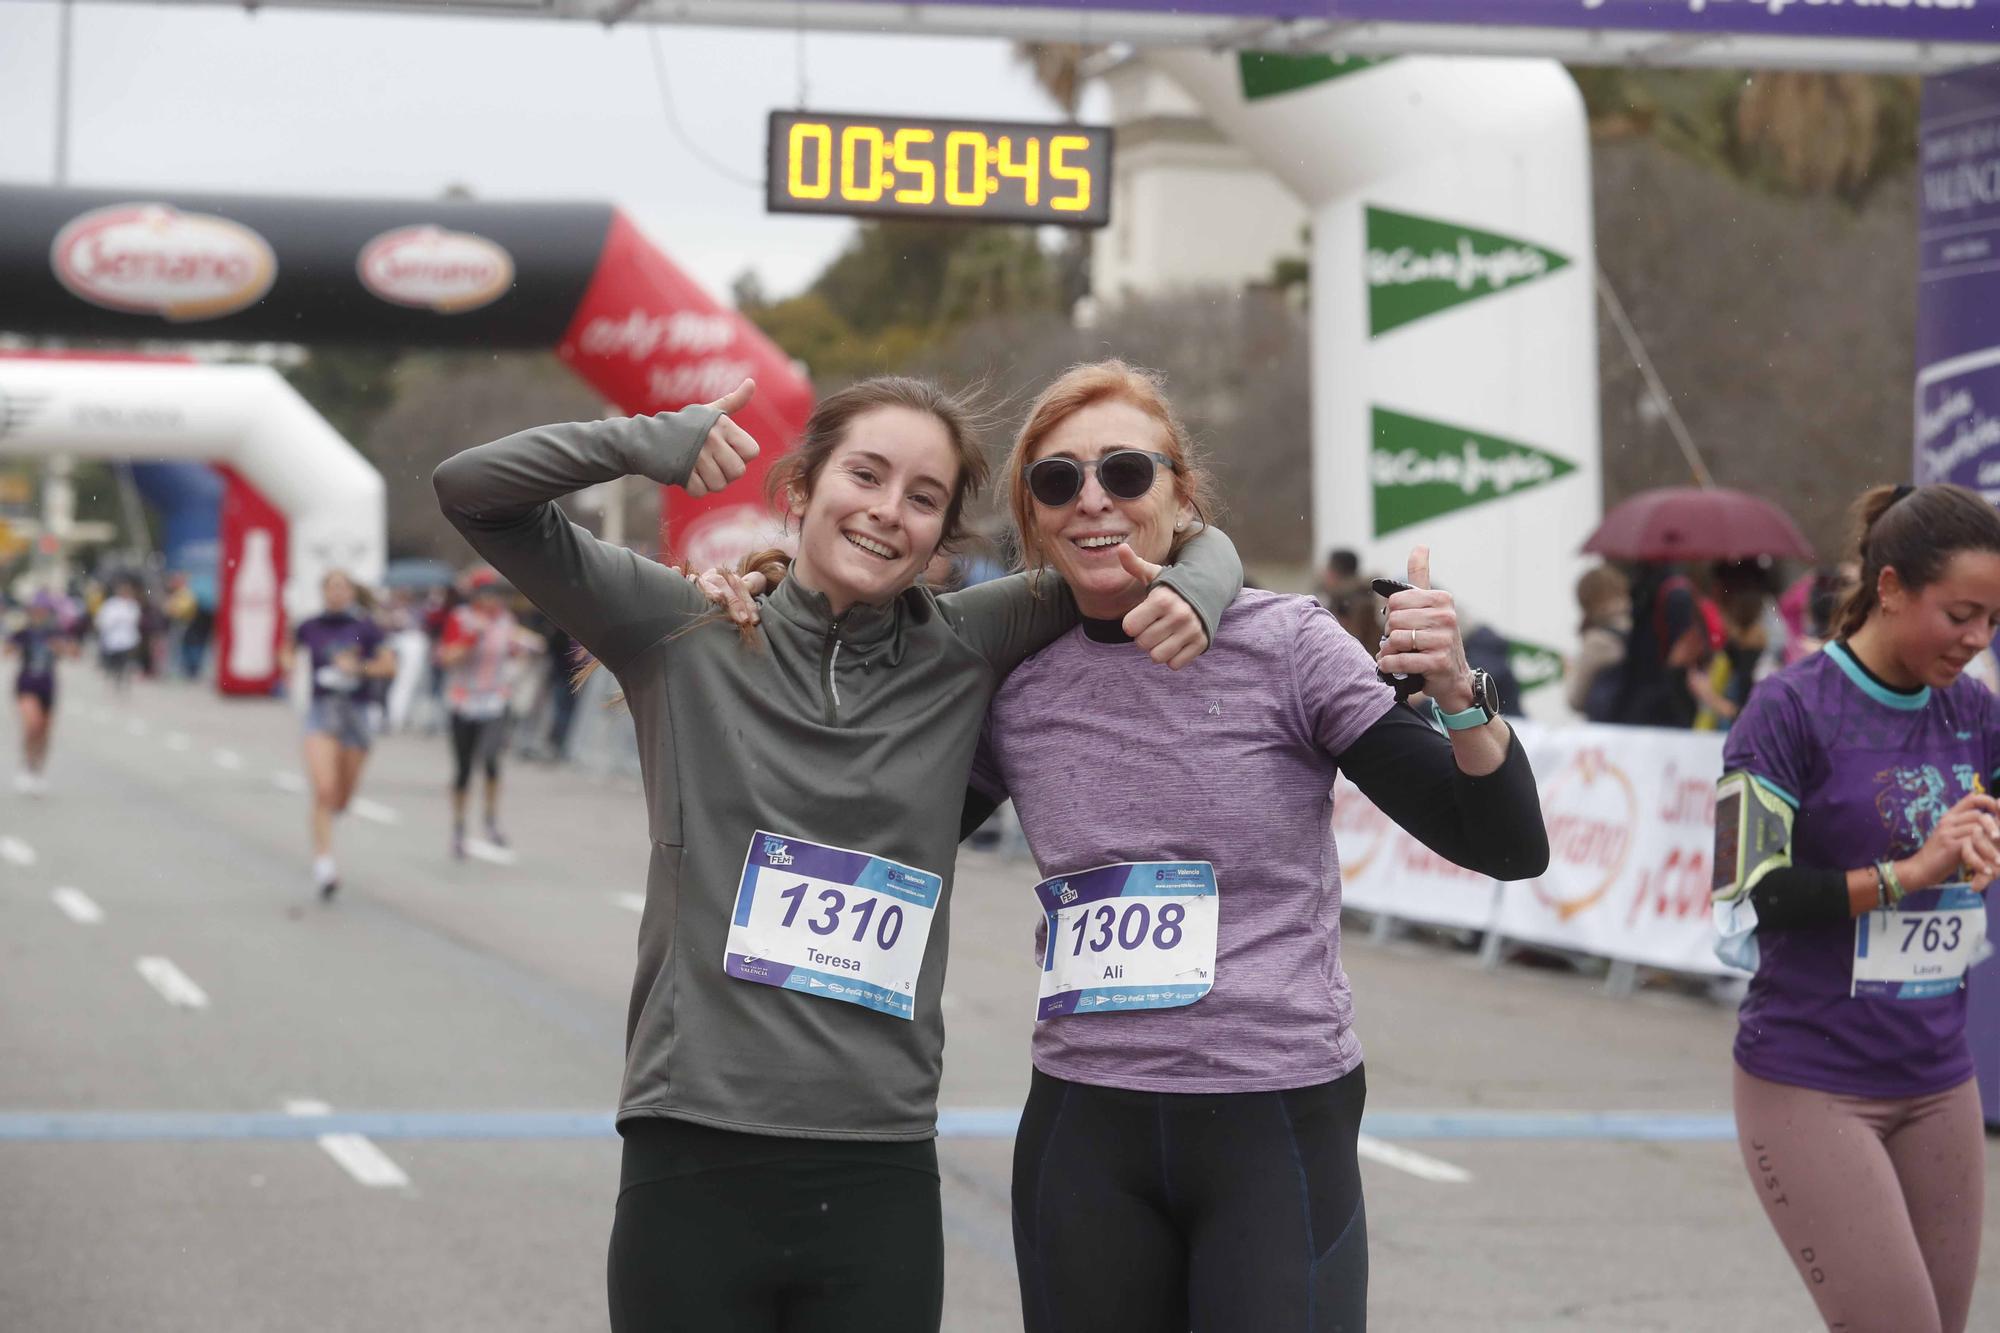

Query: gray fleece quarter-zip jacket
[433,406,1242,1140]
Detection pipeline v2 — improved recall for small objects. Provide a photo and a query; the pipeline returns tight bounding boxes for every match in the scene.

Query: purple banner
[897,1,2000,43]
[1916,64,2000,497]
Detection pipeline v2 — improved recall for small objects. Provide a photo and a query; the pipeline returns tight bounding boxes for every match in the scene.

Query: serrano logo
[1531,748,1637,922]
[358,226,514,313]
[51,203,276,321]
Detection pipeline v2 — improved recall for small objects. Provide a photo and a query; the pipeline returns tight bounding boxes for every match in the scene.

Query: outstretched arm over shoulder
[938,525,1244,677]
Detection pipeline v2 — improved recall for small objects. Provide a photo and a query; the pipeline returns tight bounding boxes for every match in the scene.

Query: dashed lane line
[135,956,210,1010]
[287,1099,410,1189]
[51,887,104,924]
[1357,1133,1473,1184]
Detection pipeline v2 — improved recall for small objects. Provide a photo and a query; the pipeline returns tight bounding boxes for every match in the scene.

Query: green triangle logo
[1238,52,1389,102]
[1506,638,1566,694]
[1366,206,1570,337]
[1371,407,1577,537]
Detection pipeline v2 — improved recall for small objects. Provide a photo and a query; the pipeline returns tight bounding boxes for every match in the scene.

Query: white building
[1089,58,1309,303]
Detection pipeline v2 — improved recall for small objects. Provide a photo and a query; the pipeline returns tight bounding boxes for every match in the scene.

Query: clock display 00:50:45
[785,122,1094,212]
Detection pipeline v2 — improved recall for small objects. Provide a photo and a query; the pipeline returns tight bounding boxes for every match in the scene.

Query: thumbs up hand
[1117,542,1209,670]
[683,378,762,498]
[1375,545,1477,713]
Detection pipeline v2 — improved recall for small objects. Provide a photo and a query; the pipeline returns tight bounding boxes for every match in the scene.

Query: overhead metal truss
[76,0,2000,74]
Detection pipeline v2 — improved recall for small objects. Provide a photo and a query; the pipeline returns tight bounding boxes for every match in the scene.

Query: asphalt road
[2,670,1995,1331]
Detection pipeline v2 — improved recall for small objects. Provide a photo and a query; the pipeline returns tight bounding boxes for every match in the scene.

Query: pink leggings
[1734,1065,1986,1333]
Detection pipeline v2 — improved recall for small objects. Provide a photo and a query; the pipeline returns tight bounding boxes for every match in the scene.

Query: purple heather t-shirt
[294,612,385,702]
[971,590,1398,1093]
[1724,641,2000,1098]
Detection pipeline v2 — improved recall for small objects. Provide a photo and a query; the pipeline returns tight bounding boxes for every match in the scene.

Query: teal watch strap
[1434,699,1491,731]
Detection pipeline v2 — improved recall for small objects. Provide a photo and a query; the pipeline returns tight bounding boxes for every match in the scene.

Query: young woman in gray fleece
[433,375,1241,1333]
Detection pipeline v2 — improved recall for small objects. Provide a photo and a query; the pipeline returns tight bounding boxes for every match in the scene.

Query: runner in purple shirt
[964,362,1549,1333]
[9,594,76,795]
[1713,482,2000,1333]
[281,570,396,901]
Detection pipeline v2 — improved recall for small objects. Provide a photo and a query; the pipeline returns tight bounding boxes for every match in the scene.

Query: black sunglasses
[1024,450,1177,508]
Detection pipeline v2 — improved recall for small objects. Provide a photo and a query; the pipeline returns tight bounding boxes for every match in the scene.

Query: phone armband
[1712,770,1794,905]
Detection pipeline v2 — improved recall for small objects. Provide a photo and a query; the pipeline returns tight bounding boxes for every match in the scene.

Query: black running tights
[1012,1065,1369,1333]
[607,1116,943,1333]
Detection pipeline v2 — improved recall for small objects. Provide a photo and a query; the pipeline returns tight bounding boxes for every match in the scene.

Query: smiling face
[790,405,959,616]
[1027,398,1192,620]
[1882,550,2000,688]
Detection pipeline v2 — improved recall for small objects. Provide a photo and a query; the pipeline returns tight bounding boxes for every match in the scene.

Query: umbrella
[1581,486,1815,563]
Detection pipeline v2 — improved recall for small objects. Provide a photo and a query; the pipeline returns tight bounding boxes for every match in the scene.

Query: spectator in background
[1693,560,1782,731]
[1318,547,1383,647]
[1606,568,1722,728]
[1460,615,1526,719]
[93,578,143,695]
[164,573,198,680]
[1568,565,1632,722]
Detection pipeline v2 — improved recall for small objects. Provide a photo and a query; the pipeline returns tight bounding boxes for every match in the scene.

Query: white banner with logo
[1338,723,1741,977]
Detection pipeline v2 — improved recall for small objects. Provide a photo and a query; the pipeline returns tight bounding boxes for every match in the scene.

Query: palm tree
[1013,42,1105,117]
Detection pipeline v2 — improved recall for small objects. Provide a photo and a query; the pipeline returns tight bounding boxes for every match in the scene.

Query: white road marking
[0,836,37,867]
[164,732,191,751]
[317,1134,411,1188]
[287,1099,409,1189]
[213,749,244,771]
[125,718,149,737]
[51,887,104,924]
[348,798,400,825]
[136,956,210,1010]
[271,771,307,794]
[1356,1134,1472,1184]
[613,893,647,914]
[464,838,517,866]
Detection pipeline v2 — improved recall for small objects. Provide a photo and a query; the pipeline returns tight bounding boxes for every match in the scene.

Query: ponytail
[1832,482,2000,638]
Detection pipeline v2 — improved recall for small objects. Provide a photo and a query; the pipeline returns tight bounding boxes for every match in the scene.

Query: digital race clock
[767,111,1113,228]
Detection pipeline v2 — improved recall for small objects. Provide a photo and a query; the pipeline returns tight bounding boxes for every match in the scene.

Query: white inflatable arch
[0,356,385,694]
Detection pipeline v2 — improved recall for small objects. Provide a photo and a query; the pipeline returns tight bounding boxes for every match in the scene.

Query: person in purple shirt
[9,593,77,795]
[281,570,397,901]
[1713,482,2000,1333]
[963,361,1549,1333]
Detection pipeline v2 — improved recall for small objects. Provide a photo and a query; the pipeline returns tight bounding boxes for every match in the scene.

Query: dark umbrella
[1581,487,1815,563]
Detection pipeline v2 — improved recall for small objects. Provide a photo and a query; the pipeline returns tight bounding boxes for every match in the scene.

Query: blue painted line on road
[0,1109,1740,1144]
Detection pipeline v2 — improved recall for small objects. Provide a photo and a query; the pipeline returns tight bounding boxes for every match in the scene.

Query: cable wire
[644,25,764,191]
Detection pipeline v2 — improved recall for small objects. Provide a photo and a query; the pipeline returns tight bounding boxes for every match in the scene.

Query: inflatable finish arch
[0,355,383,691]
[0,185,815,692]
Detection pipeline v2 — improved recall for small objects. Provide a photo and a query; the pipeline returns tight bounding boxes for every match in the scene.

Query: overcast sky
[0,1,1103,303]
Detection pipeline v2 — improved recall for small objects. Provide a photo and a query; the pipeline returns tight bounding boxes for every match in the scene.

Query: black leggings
[1013,1065,1369,1333]
[607,1116,944,1333]
[448,712,508,793]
